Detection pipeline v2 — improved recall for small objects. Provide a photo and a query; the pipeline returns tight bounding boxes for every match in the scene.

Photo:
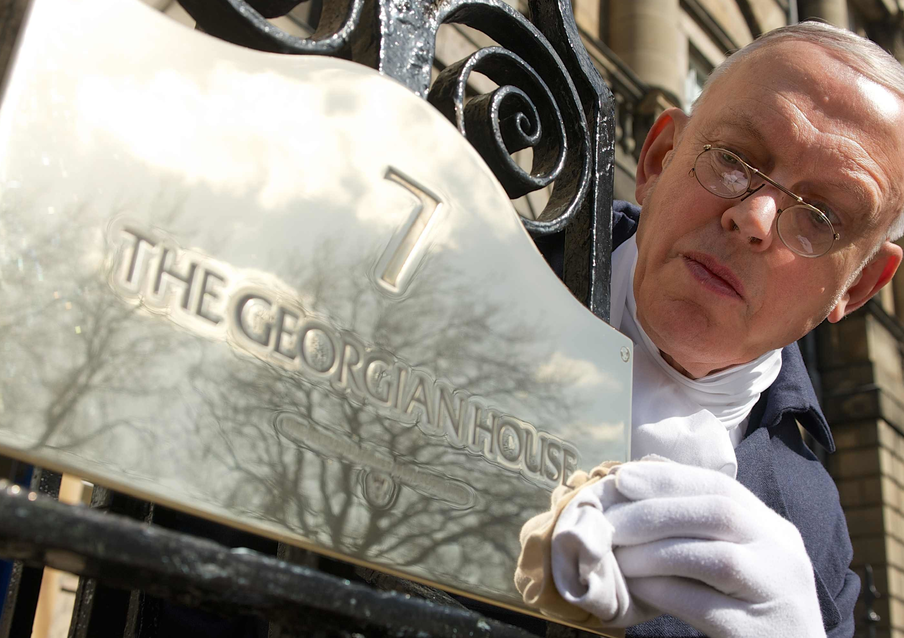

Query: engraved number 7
[376,168,443,295]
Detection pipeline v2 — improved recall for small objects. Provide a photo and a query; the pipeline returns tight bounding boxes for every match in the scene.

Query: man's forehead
[694,42,904,169]
[711,110,877,201]
[715,40,904,120]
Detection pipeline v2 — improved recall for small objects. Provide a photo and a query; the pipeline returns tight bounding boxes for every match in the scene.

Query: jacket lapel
[734,425,790,518]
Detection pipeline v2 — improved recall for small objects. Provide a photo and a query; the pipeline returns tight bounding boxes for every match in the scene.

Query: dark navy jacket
[610,200,859,638]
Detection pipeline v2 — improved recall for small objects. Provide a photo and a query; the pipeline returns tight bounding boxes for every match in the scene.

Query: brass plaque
[0,0,632,625]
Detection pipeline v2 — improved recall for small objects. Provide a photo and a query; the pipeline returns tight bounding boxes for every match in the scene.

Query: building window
[685,45,713,110]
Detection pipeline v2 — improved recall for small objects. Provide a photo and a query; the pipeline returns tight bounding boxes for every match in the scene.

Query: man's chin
[640,306,750,377]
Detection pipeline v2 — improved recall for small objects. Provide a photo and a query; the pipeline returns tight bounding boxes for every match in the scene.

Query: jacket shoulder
[765,418,859,637]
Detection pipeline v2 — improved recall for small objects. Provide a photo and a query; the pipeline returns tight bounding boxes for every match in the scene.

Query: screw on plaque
[620,347,630,362]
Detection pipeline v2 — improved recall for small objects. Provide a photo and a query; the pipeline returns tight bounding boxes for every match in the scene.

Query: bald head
[695,22,904,117]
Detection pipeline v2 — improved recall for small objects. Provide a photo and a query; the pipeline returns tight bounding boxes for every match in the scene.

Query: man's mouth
[682,253,745,300]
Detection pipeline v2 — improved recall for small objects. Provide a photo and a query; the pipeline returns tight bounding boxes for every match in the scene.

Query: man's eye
[805,209,831,229]
[811,202,841,226]
[717,152,741,166]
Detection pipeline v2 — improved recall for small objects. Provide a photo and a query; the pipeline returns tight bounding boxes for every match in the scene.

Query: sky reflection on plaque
[0,0,631,623]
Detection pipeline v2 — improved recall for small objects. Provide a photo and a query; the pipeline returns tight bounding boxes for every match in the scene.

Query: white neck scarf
[611,235,782,478]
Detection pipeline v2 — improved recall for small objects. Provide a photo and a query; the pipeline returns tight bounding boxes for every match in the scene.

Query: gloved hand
[551,460,826,638]
[514,462,623,627]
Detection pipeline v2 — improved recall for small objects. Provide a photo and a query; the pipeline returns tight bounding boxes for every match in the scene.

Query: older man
[537,21,904,638]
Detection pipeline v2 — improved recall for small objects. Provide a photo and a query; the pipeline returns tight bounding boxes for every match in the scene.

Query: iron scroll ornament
[177,0,615,320]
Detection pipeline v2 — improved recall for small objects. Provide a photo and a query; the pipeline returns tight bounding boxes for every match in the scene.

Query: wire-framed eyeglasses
[691,145,840,257]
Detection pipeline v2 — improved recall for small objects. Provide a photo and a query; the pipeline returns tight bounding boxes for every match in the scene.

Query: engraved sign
[0,0,632,629]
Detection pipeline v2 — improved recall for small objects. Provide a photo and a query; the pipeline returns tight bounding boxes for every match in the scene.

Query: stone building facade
[140,1,904,637]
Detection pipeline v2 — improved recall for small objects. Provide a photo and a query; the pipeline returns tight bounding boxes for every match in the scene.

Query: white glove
[551,460,826,638]
[550,472,656,627]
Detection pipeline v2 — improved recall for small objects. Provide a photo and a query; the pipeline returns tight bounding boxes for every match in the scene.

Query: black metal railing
[0,476,552,637]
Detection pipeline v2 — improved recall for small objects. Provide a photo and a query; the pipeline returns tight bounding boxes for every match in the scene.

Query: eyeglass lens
[693,148,835,257]
[775,206,834,256]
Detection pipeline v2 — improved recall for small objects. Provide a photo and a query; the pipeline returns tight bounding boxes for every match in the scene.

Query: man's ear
[828,241,903,323]
[636,107,690,205]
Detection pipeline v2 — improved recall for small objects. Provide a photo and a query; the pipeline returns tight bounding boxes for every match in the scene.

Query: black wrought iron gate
[0,0,615,635]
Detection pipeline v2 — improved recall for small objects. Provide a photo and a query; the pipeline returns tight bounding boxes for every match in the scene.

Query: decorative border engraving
[106,219,581,492]
[273,412,476,510]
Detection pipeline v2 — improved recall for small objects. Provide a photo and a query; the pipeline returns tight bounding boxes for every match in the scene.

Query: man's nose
[720,186,778,252]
